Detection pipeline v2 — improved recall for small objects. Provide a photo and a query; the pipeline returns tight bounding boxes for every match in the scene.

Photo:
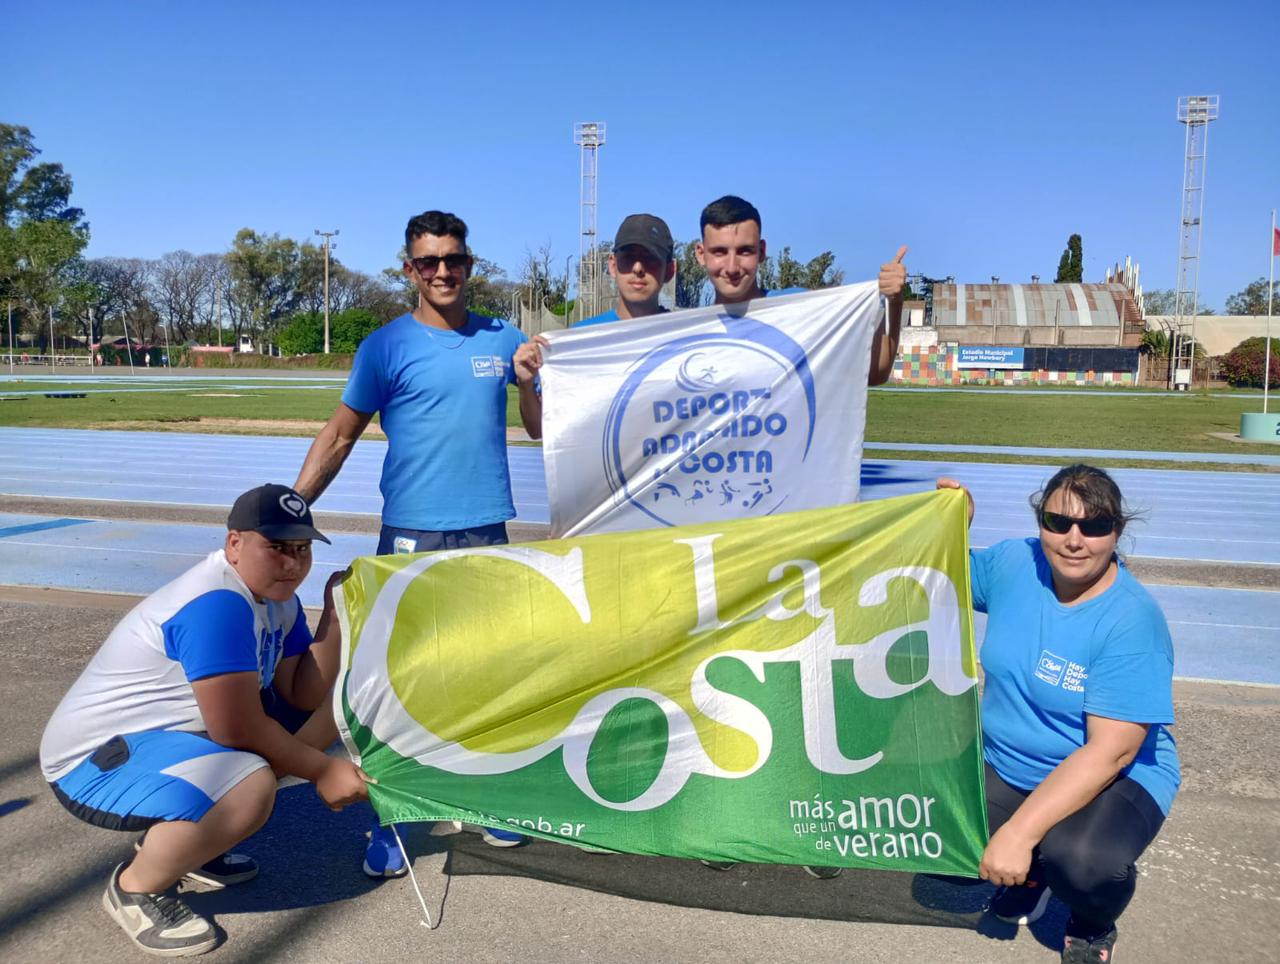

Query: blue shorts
[50,688,309,831]
[376,521,509,555]
[51,729,268,832]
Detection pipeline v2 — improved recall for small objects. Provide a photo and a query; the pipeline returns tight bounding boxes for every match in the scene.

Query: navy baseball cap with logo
[227,484,331,544]
[613,214,674,263]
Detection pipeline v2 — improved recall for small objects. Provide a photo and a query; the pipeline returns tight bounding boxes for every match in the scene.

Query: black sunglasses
[409,254,469,277]
[1041,511,1116,538]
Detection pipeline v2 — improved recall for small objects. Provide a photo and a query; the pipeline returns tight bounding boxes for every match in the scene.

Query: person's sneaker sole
[481,827,525,848]
[700,859,738,871]
[102,865,217,957]
[992,883,1053,925]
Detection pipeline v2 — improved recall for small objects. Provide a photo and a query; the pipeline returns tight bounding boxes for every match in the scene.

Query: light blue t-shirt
[971,538,1181,814]
[575,306,668,328]
[342,312,526,530]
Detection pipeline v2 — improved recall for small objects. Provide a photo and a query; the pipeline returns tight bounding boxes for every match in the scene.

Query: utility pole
[315,229,339,353]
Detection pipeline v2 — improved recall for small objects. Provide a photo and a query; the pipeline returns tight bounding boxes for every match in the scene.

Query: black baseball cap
[227,484,331,544]
[614,214,674,263]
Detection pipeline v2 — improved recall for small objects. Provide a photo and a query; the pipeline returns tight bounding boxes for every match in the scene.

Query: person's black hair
[405,210,468,255]
[1030,463,1135,537]
[700,195,761,234]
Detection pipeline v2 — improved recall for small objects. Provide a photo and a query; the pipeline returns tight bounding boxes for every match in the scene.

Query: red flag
[1274,227,1280,256]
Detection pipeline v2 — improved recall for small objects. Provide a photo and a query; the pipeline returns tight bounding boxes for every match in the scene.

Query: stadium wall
[890,344,1139,387]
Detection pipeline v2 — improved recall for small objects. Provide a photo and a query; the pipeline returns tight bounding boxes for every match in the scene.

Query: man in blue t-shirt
[576,213,677,328]
[697,195,908,385]
[294,210,543,867]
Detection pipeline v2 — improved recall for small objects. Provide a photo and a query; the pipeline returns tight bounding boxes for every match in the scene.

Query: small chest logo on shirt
[471,355,506,378]
[1034,649,1087,693]
[258,626,284,685]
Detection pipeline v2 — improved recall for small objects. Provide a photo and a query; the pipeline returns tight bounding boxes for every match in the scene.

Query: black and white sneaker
[1062,923,1118,963]
[135,835,258,890]
[700,859,737,871]
[989,880,1053,924]
[102,863,217,957]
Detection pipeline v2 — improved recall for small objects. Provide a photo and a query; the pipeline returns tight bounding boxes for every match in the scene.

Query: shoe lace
[146,892,195,926]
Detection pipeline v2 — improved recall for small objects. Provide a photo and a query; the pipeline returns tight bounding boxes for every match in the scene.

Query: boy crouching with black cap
[39,484,369,957]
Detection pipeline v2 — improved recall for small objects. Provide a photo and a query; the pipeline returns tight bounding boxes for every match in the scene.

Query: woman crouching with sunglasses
[938,464,1179,964]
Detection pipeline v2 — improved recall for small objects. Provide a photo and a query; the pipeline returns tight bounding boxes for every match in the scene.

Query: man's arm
[869,245,908,386]
[294,402,373,503]
[192,671,370,809]
[513,337,546,440]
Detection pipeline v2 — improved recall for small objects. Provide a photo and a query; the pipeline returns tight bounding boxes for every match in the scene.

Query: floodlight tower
[1169,95,1218,389]
[574,122,606,321]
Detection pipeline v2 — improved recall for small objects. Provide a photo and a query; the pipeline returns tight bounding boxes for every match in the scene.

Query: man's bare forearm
[518,381,543,440]
[868,297,903,386]
[294,405,371,502]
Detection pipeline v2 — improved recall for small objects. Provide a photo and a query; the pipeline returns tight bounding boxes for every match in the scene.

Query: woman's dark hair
[405,210,468,254]
[1030,463,1135,537]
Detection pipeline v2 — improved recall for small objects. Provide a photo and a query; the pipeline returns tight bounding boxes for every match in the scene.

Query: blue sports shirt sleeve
[342,336,386,414]
[969,547,994,613]
[1083,603,1176,725]
[162,590,260,682]
[281,596,313,659]
[506,326,529,386]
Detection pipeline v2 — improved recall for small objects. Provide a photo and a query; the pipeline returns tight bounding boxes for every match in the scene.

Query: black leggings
[985,763,1166,934]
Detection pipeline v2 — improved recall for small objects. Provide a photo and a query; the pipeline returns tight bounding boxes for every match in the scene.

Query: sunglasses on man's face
[1041,511,1116,538]
[409,254,469,278]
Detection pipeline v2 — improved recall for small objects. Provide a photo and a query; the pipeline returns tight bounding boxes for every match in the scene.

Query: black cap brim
[255,523,332,545]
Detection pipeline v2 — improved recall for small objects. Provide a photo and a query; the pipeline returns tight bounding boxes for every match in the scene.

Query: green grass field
[0,379,1274,470]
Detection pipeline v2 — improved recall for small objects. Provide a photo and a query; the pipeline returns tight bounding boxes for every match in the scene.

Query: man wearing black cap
[39,484,368,958]
[575,213,677,327]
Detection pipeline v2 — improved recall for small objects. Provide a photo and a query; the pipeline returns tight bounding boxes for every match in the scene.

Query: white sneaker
[102,862,217,956]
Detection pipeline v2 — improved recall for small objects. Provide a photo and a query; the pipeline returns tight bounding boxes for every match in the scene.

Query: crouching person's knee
[218,765,278,839]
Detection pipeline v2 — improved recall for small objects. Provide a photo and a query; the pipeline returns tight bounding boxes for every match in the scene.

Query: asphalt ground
[0,586,1275,963]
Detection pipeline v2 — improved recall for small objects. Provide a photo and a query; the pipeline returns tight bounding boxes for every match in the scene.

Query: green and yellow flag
[337,489,986,876]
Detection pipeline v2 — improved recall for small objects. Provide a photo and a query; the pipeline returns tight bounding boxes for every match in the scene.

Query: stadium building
[892,260,1146,387]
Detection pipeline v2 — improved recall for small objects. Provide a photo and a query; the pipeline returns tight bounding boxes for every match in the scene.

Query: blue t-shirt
[342,312,527,530]
[575,306,669,328]
[971,538,1181,814]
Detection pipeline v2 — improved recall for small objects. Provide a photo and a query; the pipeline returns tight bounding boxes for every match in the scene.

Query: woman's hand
[979,824,1036,887]
[936,477,975,525]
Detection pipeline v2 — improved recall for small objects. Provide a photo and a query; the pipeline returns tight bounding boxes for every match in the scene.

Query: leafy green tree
[224,229,303,346]
[0,125,90,350]
[1054,234,1083,283]
[331,308,382,351]
[467,256,516,319]
[277,308,384,355]
[1225,278,1280,316]
[674,241,708,308]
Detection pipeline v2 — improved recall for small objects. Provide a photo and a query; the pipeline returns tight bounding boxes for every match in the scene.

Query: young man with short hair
[695,194,908,385]
[576,213,677,326]
[40,484,367,957]
[295,210,545,869]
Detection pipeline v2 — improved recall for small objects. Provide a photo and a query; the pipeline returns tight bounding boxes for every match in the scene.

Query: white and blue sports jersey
[40,549,312,783]
[342,312,527,531]
[971,538,1181,814]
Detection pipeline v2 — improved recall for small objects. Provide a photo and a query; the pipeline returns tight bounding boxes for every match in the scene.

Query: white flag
[541,283,882,536]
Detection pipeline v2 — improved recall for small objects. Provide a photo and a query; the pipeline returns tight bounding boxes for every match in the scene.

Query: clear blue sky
[3,0,1276,311]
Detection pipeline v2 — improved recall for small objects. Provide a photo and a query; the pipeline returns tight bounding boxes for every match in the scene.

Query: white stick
[392,824,439,930]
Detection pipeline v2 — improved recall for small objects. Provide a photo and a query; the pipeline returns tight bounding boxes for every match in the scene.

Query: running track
[0,427,1276,685]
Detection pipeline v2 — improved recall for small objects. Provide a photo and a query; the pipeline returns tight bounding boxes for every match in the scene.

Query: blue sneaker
[362,824,409,878]
[481,826,526,848]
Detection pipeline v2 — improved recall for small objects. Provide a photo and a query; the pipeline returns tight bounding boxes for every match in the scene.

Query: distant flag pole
[1266,210,1277,413]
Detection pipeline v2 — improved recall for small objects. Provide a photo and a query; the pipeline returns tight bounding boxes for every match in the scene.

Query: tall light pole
[574,122,605,322]
[315,229,339,353]
[1171,95,1218,390]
